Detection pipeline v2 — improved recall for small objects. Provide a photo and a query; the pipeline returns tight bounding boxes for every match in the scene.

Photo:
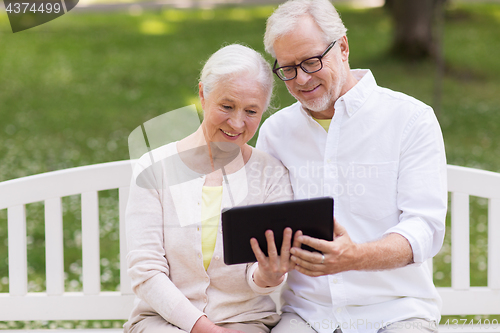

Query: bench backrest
[0,162,499,321]
[439,165,500,315]
[0,161,134,321]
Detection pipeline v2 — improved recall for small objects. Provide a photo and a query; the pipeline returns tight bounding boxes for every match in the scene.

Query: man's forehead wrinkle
[274,18,328,66]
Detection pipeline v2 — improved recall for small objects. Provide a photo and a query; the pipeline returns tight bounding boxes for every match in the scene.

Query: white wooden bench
[0,161,499,332]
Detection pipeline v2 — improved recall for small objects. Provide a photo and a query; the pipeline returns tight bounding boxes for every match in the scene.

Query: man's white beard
[292,58,348,114]
[302,90,334,113]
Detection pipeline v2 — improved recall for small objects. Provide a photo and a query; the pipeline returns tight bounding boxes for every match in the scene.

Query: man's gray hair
[200,44,273,109]
[264,0,347,58]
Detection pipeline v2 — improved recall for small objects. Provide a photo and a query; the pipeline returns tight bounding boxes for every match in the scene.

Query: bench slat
[439,287,500,314]
[451,192,470,290]
[0,161,133,210]
[119,187,133,295]
[0,292,134,321]
[82,191,101,295]
[489,198,500,290]
[45,197,65,295]
[7,205,28,296]
[448,165,500,199]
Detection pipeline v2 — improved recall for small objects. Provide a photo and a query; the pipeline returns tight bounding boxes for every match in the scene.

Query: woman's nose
[228,111,245,130]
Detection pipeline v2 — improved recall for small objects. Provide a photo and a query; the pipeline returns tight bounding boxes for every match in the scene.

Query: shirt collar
[298,69,377,120]
[335,69,377,117]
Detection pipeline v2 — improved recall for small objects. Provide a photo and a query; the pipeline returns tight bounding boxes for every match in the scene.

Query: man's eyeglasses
[272,41,337,81]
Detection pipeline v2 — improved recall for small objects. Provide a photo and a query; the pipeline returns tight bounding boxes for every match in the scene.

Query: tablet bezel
[221,197,334,265]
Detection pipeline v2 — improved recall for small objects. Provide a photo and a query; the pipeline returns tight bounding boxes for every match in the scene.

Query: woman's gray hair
[264,0,347,58]
[200,44,274,109]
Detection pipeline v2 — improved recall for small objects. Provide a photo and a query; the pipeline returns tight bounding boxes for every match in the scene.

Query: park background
[0,0,500,329]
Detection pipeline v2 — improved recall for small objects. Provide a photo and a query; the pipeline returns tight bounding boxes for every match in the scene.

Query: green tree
[385,0,447,60]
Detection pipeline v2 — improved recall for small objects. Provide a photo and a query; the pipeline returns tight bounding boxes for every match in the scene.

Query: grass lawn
[0,2,500,328]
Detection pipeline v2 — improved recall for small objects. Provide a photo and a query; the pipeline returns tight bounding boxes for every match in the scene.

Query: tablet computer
[221,197,334,265]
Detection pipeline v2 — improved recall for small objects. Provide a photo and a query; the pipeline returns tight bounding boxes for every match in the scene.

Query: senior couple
[124,1,447,333]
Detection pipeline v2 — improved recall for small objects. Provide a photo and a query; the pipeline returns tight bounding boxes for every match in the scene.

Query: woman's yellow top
[201,185,223,270]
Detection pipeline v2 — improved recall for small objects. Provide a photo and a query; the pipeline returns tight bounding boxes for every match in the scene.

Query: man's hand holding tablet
[290,218,414,277]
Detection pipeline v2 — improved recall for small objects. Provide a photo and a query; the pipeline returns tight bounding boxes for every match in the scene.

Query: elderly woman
[124,44,295,333]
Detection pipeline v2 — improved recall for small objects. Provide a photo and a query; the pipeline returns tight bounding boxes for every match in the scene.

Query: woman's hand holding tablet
[250,228,299,288]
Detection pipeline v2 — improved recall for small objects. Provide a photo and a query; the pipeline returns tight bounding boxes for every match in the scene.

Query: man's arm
[289,219,413,276]
[290,106,446,276]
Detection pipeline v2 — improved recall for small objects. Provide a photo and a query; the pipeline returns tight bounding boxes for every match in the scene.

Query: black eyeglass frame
[272,40,337,81]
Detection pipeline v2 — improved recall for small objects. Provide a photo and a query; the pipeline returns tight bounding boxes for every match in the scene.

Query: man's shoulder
[375,85,431,111]
[369,85,440,139]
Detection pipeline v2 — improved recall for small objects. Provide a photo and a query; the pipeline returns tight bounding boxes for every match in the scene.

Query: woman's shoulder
[132,142,179,180]
[135,142,177,164]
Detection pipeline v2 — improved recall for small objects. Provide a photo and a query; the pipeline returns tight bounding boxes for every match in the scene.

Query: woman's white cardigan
[125,143,293,332]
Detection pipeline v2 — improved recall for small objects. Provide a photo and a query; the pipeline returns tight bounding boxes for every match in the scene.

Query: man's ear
[339,35,350,62]
[198,82,205,110]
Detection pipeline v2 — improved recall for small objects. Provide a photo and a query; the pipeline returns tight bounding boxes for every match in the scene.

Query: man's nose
[295,67,312,86]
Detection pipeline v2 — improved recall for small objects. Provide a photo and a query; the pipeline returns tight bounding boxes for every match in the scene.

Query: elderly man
[256,1,447,333]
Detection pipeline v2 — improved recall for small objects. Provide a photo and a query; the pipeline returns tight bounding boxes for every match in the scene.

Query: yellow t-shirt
[313,117,332,133]
[201,186,223,270]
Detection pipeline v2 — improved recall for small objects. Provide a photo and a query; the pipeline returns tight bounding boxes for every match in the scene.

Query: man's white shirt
[256,70,447,333]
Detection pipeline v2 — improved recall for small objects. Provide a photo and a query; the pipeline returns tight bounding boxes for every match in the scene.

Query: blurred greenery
[0,1,500,328]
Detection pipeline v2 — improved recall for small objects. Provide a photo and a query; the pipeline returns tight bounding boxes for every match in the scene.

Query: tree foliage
[385,0,447,60]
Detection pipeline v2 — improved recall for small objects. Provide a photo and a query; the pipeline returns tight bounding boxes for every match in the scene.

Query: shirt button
[203,297,208,303]
[219,228,223,234]
[336,307,342,313]
[197,227,200,231]
[332,278,338,284]
[198,253,202,259]
[214,256,220,261]
[205,277,209,282]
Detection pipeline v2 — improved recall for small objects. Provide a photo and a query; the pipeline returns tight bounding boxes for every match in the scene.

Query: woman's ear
[198,82,205,110]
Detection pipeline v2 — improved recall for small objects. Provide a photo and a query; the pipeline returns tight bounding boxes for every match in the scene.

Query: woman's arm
[126,171,204,332]
[191,316,246,333]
